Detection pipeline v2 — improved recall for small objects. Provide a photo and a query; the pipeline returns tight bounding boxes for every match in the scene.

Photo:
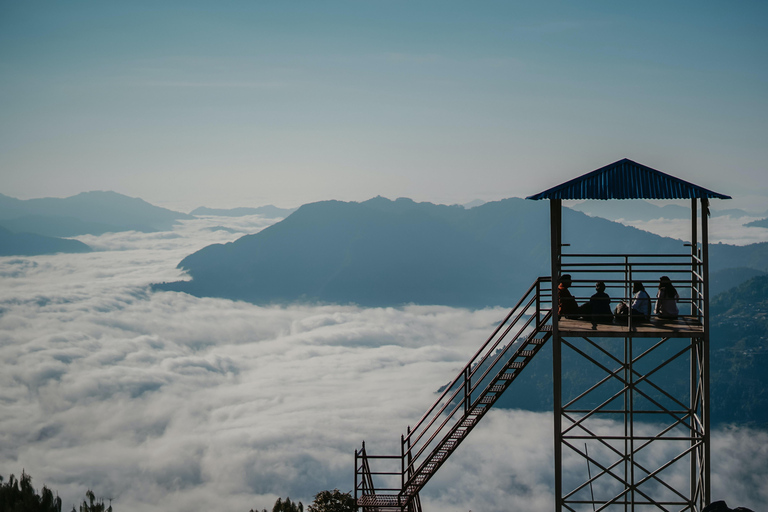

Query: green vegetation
[1,471,62,512]
[249,496,303,512]
[3,472,355,512]
[252,490,354,512]
[0,471,113,512]
[306,490,355,512]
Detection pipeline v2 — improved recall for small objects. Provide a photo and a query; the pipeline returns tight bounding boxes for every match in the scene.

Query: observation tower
[354,158,730,511]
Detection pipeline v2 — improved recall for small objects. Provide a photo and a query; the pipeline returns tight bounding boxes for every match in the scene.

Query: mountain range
[154,196,768,426]
[571,199,767,222]
[0,225,91,256]
[156,196,768,309]
[0,191,194,239]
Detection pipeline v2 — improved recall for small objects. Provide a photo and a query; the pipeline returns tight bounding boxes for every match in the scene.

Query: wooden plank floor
[557,315,703,338]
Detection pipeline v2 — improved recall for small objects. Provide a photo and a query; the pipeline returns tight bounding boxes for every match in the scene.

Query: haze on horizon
[1,1,767,213]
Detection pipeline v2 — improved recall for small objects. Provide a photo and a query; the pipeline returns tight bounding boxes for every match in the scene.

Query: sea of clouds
[620,214,768,246]
[1,214,766,512]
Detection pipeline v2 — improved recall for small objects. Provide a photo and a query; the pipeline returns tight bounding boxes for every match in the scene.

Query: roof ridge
[527,159,731,201]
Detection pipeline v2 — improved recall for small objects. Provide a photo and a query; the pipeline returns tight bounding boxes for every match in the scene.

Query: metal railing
[354,276,553,510]
[560,252,704,325]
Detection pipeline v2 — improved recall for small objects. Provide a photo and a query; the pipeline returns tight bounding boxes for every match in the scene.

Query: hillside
[0,225,91,256]
[0,191,193,237]
[157,196,768,308]
[156,197,690,308]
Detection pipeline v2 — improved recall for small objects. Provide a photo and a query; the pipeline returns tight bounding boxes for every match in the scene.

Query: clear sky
[1,1,767,212]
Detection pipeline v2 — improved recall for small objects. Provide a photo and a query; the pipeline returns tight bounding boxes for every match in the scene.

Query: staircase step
[490,384,506,393]
[357,494,401,507]
[508,361,525,369]
[528,338,547,345]
[519,350,535,357]
[479,396,495,404]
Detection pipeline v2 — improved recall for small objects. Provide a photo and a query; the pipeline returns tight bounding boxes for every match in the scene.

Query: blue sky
[1,1,766,211]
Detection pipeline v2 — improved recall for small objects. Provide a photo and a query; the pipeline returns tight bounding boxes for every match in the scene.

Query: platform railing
[560,252,704,329]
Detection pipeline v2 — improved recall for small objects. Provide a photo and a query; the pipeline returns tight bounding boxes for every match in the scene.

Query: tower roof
[526,158,731,201]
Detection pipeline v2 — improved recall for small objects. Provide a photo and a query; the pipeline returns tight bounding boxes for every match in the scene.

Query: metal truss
[555,334,708,512]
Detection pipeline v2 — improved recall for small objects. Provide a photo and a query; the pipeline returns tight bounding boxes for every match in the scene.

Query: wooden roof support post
[550,198,562,511]
[702,197,711,506]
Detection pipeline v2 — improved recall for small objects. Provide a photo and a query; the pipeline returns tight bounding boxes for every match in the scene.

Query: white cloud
[622,215,768,246]
[0,215,766,512]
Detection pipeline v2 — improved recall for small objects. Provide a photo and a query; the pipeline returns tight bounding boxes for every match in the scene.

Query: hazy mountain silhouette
[190,205,297,218]
[571,199,764,223]
[745,217,768,228]
[155,196,719,308]
[0,225,91,256]
[570,199,691,221]
[0,191,193,237]
[710,267,767,297]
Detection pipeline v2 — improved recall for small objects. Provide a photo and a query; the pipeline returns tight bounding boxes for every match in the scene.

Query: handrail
[400,276,552,490]
[560,252,705,321]
[355,252,706,509]
[404,276,551,445]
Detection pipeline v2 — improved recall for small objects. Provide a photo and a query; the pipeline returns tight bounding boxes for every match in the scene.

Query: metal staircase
[355,277,553,511]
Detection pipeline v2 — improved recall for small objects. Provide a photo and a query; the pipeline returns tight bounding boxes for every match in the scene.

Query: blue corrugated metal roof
[526,158,731,201]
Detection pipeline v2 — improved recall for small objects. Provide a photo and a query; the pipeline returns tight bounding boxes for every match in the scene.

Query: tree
[0,470,62,512]
[249,496,303,512]
[71,490,112,512]
[306,489,354,512]
[273,497,303,512]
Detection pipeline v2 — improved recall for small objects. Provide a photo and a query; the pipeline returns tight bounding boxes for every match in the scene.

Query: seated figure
[557,274,579,319]
[587,281,613,324]
[655,276,679,320]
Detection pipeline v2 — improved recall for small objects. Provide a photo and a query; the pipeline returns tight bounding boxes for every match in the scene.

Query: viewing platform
[558,315,703,338]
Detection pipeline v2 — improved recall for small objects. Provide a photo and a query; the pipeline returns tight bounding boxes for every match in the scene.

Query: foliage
[306,489,355,512]
[249,496,303,512]
[0,470,62,512]
[71,490,112,512]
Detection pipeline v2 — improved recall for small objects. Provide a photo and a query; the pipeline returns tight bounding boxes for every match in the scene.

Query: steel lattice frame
[554,333,707,512]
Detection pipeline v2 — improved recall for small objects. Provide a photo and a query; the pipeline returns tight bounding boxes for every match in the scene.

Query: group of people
[557,274,680,324]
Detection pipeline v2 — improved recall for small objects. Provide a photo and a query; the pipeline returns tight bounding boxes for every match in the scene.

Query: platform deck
[557,315,703,338]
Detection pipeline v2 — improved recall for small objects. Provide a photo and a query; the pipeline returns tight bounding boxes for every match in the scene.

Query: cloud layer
[1,216,766,511]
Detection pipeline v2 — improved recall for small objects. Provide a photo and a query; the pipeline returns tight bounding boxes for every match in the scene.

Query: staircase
[355,277,553,511]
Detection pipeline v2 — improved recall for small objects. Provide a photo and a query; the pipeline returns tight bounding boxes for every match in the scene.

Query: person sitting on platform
[615,281,651,323]
[587,281,613,324]
[655,275,679,320]
[630,281,651,321]
[557,274,579,319]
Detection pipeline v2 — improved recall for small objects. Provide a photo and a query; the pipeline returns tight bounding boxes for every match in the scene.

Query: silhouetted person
[615,281,650,323]
[655,275,679,320]
[587,281,612,324]
[630,281,651,321]
[557,274,578,318]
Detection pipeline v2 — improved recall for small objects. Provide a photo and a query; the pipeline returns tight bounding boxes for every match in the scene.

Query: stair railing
[400,276,552,494]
